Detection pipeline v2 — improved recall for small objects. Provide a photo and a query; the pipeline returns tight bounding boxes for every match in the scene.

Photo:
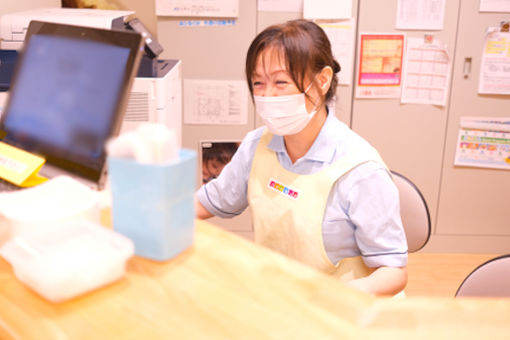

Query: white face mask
[253,84,318,136]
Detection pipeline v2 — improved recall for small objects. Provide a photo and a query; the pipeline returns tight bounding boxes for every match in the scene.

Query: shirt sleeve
[196,129,262,218]
[342,162,408,268]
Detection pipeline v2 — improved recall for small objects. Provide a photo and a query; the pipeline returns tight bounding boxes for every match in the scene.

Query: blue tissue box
[108,149,196,261]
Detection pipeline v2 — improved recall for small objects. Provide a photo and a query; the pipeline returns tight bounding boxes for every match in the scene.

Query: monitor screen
[0,21,142,184]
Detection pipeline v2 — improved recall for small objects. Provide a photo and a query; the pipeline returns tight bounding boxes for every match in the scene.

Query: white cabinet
[433,0,510,252]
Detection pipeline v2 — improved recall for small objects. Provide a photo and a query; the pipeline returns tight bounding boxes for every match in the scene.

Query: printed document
[478,29,510,95]
[258,0,303,12]
[401,37,452,106]
[184,79,248,125]
[396,0,446,30]
[319,19,356,85]
[156,0,239,17]
[480,0,510,12]
[454,116,510,170]
[303,0,352,20]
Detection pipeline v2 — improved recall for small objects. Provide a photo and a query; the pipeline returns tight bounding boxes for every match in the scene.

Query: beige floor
[405,253,499,297]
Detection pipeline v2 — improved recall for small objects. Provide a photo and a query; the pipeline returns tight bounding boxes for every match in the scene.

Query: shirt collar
[267,112,338,163]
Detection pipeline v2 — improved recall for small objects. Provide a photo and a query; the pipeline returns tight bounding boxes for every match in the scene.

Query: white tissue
[137,123,178,163]
[106,123,178,164]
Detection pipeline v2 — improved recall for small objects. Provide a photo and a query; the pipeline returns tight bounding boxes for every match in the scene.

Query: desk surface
[1,220,510,339]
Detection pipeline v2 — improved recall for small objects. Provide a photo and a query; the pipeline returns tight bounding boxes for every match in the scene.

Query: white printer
[123,59,183,149]
[0,8,182,147]
[0,8,134,50]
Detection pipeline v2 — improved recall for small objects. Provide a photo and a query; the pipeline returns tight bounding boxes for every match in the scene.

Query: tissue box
[0,222,134,303]
[108,149,196,261]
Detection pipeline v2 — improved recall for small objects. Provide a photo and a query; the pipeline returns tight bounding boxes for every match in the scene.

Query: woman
[195,19,408,296]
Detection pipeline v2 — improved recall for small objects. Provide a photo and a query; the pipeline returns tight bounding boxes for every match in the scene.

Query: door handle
[463,57,472,79]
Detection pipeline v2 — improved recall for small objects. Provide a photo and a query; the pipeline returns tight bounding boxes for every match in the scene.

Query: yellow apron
[248,130,386,282]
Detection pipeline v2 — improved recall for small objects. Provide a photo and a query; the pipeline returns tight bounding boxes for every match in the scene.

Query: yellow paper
[0,142,47,187]
[485,37,507,54]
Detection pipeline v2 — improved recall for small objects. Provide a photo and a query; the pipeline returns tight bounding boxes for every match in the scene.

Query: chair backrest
[455,254,510,297]
[391,171,431,253]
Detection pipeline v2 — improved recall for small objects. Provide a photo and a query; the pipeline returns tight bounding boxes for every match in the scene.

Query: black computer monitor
[0,20,143,188]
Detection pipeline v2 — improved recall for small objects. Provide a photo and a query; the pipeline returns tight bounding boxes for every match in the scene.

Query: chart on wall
[401,37,452,106]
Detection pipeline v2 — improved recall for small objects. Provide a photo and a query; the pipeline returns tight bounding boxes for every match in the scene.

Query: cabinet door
[351,0,460,232]
[435,0,510,251]
[157,1,258,237]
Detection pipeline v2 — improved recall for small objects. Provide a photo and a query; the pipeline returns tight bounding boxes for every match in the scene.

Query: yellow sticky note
[485,37,507,54]
[0,142,47,187]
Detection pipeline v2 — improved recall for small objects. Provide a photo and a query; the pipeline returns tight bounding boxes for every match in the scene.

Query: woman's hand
[195,194,213,219]
[347,266,408,296]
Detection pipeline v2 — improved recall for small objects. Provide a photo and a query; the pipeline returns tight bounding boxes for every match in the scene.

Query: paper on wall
[178,19,236,27]
[401,37,452,106]
[318,19,356,86]
[355,33,405,98]
[478,28,510,95]
[396,0,446,30]
[184,79,248,125]
[303,0,351,20]
[480,0,510,12]
[156,0,239,17]
[258,0,303,12]
[454,116,510,170]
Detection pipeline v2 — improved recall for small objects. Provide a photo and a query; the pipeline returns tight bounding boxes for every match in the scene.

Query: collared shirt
[197,113,408,267]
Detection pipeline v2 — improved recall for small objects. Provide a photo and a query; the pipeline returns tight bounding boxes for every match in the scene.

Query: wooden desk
[1,220,509,339]
[406,252,501,297]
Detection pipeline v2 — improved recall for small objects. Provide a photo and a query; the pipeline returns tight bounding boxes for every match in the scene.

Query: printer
[0,8,182,147]
[123,59,183,149]
[0,8,134,50]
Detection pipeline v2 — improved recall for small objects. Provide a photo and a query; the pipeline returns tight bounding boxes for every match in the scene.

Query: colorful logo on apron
[268,178,299,199]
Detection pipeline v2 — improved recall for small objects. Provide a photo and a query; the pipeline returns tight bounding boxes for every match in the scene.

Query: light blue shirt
[197,113,408,268]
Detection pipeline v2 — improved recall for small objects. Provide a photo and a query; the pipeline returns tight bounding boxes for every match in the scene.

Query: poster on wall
[454,116,510,170]
[200,141,240,184]
[478,28,510,95]
[156,0,239,17]
[401,37,452,106]
[318,19,356,85]
[356,33,405,98]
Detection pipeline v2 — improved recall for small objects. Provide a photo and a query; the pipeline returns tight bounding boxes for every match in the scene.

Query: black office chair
[391,171,431,253]
[455,254,510,297]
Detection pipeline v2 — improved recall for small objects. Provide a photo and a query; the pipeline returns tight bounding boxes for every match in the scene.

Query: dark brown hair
[245,19,341,103]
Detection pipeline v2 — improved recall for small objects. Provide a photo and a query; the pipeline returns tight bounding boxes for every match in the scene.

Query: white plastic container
[0,176,101,242]
[0,221,134,302]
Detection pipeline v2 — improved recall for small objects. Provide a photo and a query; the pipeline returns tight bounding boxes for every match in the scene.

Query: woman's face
[251,47,319,113]
[251,47,300,97]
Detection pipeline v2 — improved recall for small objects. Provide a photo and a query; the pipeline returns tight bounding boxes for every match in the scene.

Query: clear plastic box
[0,221,134,303]
[0,176,101,242]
